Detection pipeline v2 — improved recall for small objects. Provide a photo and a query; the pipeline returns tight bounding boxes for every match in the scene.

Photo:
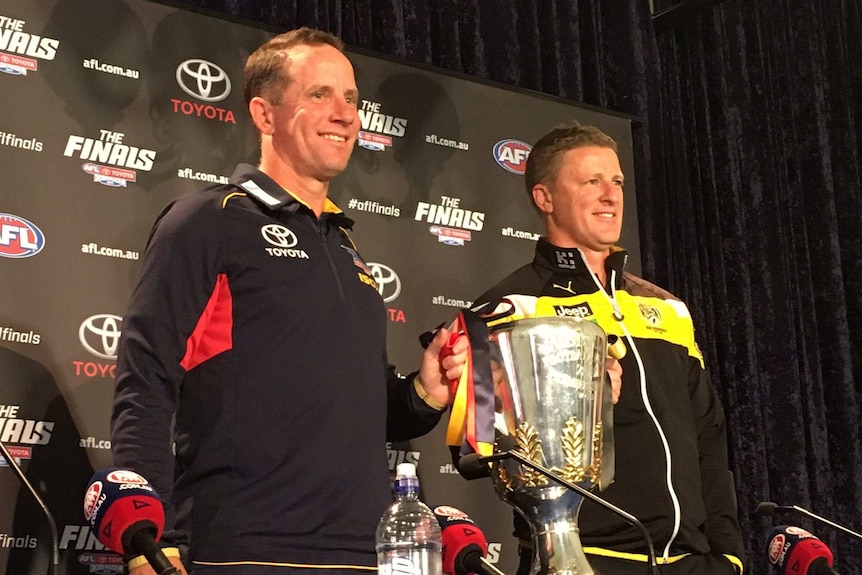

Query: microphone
[755,501,862,541]
[83,468,180,575]
[432,505,505,575]
[0,439,60,575]
[459,451,661,574]
[765,525,839,575]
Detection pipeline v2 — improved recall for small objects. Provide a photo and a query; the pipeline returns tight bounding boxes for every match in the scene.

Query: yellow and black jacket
[472,238,744,572]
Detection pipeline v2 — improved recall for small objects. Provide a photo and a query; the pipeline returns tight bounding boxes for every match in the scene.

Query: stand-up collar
[229,163,354,227]
[534,237,629,290]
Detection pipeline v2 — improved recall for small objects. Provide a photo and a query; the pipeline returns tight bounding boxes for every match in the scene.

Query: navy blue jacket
[111,164,442,570]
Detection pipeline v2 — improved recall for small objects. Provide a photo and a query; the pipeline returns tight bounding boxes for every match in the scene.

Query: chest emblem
[261,224,308,259]
[638,303,662,326]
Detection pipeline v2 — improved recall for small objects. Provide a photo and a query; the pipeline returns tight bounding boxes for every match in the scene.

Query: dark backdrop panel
[0,1,638,573]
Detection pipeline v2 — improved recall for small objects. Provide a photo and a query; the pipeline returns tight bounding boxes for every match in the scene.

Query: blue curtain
[158,1,862,572]
[652,1,862,573]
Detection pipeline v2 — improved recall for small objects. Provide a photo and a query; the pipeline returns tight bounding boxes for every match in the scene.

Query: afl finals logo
[176,59,231,102]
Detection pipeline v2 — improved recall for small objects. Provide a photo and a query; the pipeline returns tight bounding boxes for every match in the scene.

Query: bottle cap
[395,462,417,479]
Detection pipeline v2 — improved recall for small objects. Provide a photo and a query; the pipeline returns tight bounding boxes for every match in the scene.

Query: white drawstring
[587,261,682,560]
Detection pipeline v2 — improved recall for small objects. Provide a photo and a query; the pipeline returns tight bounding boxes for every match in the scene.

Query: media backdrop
[0,0,639,573]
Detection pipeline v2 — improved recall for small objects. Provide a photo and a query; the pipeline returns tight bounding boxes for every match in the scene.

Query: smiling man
[110,28,466,575]
[468,121,745,575]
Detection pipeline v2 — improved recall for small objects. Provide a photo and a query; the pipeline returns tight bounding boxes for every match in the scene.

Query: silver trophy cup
[487,316,607,575]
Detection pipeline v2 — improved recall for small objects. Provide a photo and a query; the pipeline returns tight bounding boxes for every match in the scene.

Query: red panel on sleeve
[181,273,233,371]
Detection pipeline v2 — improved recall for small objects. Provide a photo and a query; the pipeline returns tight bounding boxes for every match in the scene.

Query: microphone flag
[766,525,834,575]
[83,468,165,554]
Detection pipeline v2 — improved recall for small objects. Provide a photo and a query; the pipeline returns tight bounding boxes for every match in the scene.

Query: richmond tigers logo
[638,303,662,326]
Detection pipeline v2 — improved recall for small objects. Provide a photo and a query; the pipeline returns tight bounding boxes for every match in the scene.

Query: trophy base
[510,490,595,575]
[527,523,594,575]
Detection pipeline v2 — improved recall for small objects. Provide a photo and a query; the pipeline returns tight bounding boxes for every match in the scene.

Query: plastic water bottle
[376,463,442,575]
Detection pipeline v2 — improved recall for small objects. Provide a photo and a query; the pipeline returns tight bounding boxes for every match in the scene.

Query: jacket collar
[534,237,629,290]
[229,163,354,228]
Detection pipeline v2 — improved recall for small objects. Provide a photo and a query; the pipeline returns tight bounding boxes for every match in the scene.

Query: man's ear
[248,96,274,135]
[532,183,552,214]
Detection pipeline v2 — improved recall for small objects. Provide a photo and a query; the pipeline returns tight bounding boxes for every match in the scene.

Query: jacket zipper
[318,218,346,301]
[586,257,683,560]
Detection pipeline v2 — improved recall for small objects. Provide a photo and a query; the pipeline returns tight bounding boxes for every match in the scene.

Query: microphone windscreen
[83,468,165,554]
[456,454,487,475]
[754,501,779,516]
[433,505,488,575]
[766,525,834,575]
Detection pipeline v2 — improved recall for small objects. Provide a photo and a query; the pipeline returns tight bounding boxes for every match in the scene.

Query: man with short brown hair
[112,28,465,575]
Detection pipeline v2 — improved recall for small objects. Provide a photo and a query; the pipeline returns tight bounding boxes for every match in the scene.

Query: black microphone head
[755,501,779,516]
[456,453,486,475]
[808,557,839,575]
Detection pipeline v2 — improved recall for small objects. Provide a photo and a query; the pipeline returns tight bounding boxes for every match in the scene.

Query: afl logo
[106,469,148,485]
[493,139,532,174]
[0,213,45,258]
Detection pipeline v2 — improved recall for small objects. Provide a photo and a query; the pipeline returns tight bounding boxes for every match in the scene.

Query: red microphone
[766,525,839,575]
[83,468,180,575]
[433,505,505,575]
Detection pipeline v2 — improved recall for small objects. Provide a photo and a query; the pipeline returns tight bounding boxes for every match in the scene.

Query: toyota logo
[261,224,298,248]
[79,314,123,360]
[176,59,231,102]
[367,263,401,303]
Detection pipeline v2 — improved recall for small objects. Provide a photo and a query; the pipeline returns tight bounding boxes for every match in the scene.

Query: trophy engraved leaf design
[513,421,549,488]
[559,416,586,483]
[591,422,603,482]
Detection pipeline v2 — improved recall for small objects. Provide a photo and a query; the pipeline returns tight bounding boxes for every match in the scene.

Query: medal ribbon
[441,310,495,457]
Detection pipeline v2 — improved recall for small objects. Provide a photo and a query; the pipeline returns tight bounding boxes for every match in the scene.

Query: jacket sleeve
[689,358,746,568]
[385,365,445,442]
[110,197,223,552]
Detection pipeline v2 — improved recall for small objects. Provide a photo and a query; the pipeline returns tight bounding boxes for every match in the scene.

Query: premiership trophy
[487,316,607,575]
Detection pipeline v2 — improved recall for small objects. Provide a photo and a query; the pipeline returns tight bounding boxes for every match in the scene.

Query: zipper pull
[608,270,624,321]
[611,301,624,322]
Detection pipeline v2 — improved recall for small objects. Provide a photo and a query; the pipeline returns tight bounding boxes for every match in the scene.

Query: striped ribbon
[441,310,495,457]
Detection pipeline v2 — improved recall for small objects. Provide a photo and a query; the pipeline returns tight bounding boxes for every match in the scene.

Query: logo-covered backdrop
[0,1,639,572]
